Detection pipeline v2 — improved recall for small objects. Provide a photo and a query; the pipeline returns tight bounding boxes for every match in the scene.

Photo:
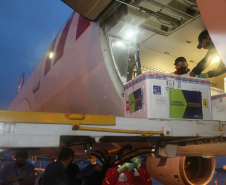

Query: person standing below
[66,163,81,185]
[174,57,191,75]
[40,147,74,185]
[190,30,226,78]
[76,148,109,185]
[0,150,35,185]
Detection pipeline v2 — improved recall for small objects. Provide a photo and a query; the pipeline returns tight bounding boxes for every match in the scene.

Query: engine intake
[146,156,215,185]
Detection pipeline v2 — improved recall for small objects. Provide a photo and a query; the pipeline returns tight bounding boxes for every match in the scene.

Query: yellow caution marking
[203,99,208,108]
[0,110,115,126]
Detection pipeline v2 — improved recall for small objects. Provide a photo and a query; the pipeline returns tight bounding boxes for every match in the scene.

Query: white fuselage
[9,13,124,116]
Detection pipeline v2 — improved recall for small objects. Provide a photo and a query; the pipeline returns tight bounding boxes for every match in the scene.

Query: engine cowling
[146,156,215,185]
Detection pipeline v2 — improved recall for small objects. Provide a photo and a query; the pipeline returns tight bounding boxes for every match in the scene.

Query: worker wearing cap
[174,57,191,75]
[190,30,226,78]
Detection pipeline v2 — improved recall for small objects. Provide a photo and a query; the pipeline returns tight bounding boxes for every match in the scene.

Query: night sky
[0,1,73,110]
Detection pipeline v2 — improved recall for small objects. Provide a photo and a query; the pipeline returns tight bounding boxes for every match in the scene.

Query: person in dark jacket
[76,148,108,185]
[66,163,81,185]
[190,30,226,78]
[40,147,74,185]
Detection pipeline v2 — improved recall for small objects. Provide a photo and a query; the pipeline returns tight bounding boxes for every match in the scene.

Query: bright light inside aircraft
[125,30,135,39]
[211,56,220,64]
[49,52,54,59]
[118,22,140,43]
[115,40,126,47]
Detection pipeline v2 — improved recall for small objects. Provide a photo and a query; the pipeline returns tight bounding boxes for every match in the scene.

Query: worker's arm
[18,179,34,185]
[207,60,226,77]
[0,165,19,185]
[1,177,19,185]
[191,48,216,76]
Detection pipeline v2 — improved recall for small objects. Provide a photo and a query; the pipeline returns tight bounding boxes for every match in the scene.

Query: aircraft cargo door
[61,0,113,21]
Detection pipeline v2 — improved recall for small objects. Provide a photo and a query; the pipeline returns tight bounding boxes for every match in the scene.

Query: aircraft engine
[146,156,215,185]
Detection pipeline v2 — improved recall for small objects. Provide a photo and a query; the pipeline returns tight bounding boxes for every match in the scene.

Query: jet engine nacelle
[146,156,215,185]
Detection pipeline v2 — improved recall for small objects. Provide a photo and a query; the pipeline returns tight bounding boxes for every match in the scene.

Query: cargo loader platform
[0,110,226,150]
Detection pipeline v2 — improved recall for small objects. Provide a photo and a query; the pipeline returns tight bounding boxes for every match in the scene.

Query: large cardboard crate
[124,71,212,120]
[212,93,226,121]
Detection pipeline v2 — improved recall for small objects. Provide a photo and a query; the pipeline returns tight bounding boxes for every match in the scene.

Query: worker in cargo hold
[190,30,226,78]
[174,57,191,75]
[102,144,152,185]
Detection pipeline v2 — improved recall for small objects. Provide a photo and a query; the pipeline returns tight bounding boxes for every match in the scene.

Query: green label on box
[169,89,203,119]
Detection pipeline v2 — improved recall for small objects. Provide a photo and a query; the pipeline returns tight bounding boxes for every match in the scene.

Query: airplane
[4,0,226,184]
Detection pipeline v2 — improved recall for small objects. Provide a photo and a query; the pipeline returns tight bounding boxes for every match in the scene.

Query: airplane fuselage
[9,13,124,116]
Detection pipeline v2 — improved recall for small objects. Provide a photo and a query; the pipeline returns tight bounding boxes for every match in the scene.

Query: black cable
[92,150,108,162]
[110,151,154,167]
[90,147,156,169]
[90,153,108,169]
[109,146,156,167]
[118,146,155,160]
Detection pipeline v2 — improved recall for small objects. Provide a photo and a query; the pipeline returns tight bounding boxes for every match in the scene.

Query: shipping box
[212,93,226,121]
[124,71,212,120]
